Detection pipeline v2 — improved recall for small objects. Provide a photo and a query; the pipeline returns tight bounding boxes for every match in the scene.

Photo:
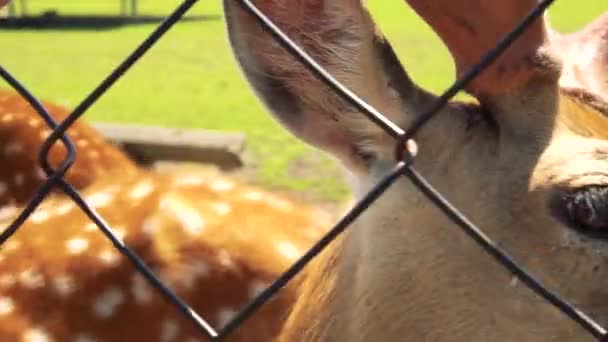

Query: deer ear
[406,0,558,96]
[223,0,433,167]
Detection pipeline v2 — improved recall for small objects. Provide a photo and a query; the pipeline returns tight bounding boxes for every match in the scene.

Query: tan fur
[224,1,608,340]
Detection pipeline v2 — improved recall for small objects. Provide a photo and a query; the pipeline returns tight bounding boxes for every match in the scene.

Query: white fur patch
[66,237,89,255]
[160,319,179,342]
[131,274,153,305]
[93,287,125,319]
[18,268,45,289]
[22,327,54,342]
[0,296,15,315]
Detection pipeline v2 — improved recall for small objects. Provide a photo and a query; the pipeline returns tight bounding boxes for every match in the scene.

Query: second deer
[0,92,330,341]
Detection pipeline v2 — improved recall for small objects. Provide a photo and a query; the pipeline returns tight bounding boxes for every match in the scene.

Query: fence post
[131,0,138,16]
[18,0,26,16]
[7,1,15,17]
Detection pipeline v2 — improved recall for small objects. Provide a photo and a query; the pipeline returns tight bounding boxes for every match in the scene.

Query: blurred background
[0,0,606,206]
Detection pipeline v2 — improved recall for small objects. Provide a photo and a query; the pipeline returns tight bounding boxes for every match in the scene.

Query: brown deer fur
[224,1,608,340]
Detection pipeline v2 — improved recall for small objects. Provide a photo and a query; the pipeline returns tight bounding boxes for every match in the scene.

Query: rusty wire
[1,0,607,340]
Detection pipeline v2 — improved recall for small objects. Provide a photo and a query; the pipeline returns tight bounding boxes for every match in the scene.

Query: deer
[223,0,608,340]
[0,162,331,342]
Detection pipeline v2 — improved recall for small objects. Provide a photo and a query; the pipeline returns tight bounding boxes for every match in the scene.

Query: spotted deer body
[0,164,330,342]
[224,1,608,341]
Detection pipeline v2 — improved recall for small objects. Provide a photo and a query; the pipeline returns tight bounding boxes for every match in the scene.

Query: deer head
[224,0,608,340]
[0,88,138,207]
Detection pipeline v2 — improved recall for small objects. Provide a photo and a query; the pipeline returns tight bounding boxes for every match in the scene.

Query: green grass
[0,1,606,201]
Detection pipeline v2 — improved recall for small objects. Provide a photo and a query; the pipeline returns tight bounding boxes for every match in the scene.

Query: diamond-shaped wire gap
[39,0,200,173]
[217,161,410,339]
[400,0,557,141]
[233,0,404,139]
[56,178,219,338]
[402,166,606,339]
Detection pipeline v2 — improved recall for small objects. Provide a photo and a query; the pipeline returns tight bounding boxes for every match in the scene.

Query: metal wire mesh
[1,0,607,340]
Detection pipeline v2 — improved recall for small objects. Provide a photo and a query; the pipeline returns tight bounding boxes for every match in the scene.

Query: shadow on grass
[0,11,220,31]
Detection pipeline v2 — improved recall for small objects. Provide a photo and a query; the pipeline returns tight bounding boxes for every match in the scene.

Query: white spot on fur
[76,139,89,148]
[55,202,74,216]
[35,167,47,180]
[14,173,24,187]
[87,150,100,160]
[66,237,89,255]
[84,223,97,232]
[160,197,205,235]
[18,268,45,289]
[86,191,113,209]
[211,202,232,216]
[129,180,155,199]
[160,319,179,342]
[98,250,120,266]
[276,241,300,261]
[22,327,54,342]
[4,142,23,155]
[131,274,153,305]
[248,279,268,299]
[30,210,50,223]
[217,249,234,268]
[39,129,51,141]
[173,175,205,187]
[141,216,160,236]
[210,179,234,192]
[93,287,125,319]
[265,196,294,211]
[0,296,15,315]
[0,205,17,220]
[180,260,211,290]
[217,308,237,328]
[28,118,41,128]
[52,275,76,297]
[242,191,263,201]
[1,113,14,123]
[112,227,126,241]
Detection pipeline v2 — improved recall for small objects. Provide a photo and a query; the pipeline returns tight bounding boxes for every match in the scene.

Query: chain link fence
[2,0,608,340]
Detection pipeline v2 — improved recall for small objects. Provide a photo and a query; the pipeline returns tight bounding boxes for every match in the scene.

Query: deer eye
[564,186,608,234]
